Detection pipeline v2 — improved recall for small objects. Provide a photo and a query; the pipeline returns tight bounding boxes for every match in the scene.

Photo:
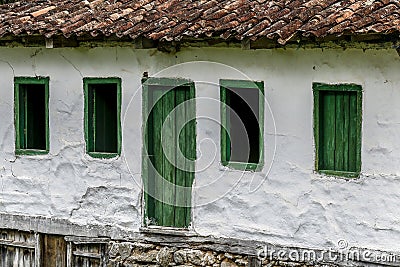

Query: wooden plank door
[145,83,195,228]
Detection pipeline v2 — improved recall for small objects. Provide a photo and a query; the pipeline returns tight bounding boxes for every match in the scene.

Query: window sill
[139,226,197,237]
[87,152,119,159]
[15,149,49,156]
[222,161,263,172]
[317,170,360,178]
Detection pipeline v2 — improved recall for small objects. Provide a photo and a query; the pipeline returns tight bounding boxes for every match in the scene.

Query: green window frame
[14,77,49,155]
[84,77,122,158]
[220,79,264,171]
[313,83,362,178]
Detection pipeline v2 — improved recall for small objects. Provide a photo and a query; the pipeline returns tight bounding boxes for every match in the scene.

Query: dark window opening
[226,87,260,164]
[17,83,47,150]
[87,83,118,153]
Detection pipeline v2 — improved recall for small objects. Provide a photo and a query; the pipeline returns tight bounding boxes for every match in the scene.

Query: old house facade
[0,0,400,266]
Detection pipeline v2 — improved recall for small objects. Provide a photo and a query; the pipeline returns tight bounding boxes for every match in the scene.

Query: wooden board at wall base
[42,234,66,267]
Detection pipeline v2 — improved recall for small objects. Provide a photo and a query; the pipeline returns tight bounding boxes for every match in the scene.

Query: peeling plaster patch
[0,124,14,154]
[69,186,140,229]
[56,99,74,115]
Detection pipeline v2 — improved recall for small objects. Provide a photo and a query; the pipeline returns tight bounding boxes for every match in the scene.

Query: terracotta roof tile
[0,0,399,44]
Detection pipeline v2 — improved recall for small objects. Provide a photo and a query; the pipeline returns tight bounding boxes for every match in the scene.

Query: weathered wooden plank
[145,88,155,224]
[174,87,188,228]
[0,240,35,249]
[348,92,358,172]
[23,249,32,267]
[162,88,176,227]
[0,213,137,238]
[72,251,101,259]
[64,236,109,244]
[42,235,66,267]
[321,91,336,170]
[66,242,72,267]
[335,92,345,171]
[34,233,41,267]
[153,88,165,226]
[185,84,196,226]
[343,93,350,171]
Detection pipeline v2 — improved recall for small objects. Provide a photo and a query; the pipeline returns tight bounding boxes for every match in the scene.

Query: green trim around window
[14,76,50,155]
[313,82,362,178]
[84,77,122,159]
[220,79,264,171]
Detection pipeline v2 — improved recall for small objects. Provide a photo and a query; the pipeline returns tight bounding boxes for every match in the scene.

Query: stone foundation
[106,241,338,267]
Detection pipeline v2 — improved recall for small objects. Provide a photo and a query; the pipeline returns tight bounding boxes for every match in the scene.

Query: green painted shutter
[318,90,359,173]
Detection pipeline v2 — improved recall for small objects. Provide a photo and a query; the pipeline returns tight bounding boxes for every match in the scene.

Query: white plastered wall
[0,46,399,252]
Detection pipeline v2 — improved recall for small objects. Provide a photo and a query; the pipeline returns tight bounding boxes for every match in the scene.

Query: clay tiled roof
[0,0,399,45]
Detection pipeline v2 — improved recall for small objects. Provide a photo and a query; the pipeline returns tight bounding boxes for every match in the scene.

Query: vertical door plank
[348,92,358,172]
[335,93,345,171]
[162,88,176,227]
[152,88,164,226]
[185,85,195,227]
[321,92,336,170]
[145,88,155,223]
[174,87,188,227]
[342,93,350,171]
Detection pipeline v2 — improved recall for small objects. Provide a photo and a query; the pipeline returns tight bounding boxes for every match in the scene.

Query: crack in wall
[30,48,42,76]
[0,59,15,77]
[59,52,83,78]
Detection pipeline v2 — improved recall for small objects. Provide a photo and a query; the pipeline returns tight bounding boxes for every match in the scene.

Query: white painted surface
[0,47,399,253]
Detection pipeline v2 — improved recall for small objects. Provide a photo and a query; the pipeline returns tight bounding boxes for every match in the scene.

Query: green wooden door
[144,82,195,228]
